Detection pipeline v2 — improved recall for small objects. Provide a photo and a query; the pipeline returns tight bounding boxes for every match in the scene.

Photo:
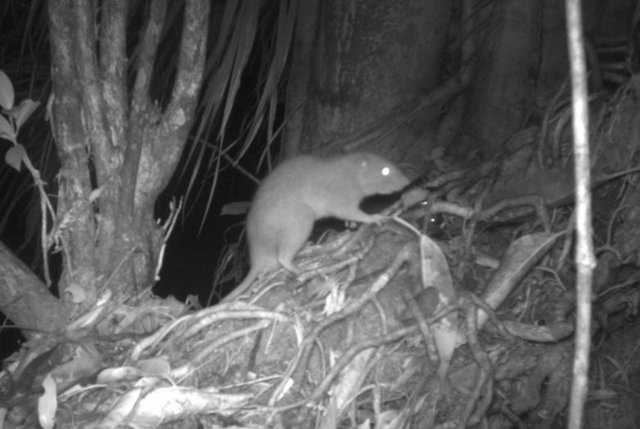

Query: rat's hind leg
[275,212,314,273]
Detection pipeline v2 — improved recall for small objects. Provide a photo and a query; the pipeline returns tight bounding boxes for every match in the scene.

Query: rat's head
[348,152,410,195]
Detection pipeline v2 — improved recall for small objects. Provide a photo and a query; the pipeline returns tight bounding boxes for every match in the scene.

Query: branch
[163,0,210,148]
[565,0,593,427]
[136,0,210,206]
[122,0,168,210]
[100,0,128,160]
[0,242,66,335]
[73,1,114,179]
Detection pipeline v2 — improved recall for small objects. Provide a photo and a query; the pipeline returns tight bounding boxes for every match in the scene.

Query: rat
[223,152,410,302]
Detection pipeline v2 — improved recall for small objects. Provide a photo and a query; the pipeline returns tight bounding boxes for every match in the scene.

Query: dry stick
[269,325,418,415]
[6,135,56,286]
[537,79,569,167]
[267,300,463,417]
[457,294,493,429]
[190,320,272,375]
[566,0,594,428]
[403,289,440,429]
[308,326,416,402]
[155,197,183,281]
[268,244,414,406]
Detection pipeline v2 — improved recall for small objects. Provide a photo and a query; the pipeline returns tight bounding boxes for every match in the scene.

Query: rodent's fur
[223,152,410,302]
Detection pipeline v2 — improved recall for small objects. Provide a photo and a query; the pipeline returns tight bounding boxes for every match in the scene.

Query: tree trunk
[460,0,542,156]
[0,242,66,334]
[285,0,450,169]
[282,0,320,158]
[0,0,209,330]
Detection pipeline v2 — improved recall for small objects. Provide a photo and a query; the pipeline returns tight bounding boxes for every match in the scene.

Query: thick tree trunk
[286,0,450,168]
[0,0,208,332]
[282,0,320,158]
[459,0,542,155]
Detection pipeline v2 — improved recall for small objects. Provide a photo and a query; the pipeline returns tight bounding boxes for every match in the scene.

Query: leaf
[479,231,565,328]
[401,187,428,207]
[0,113,15,142]
[239,0,295,157]
[97,366,143,383]
[419,235,458,378]
[220,201,251,216]
[99,387,143,428]
[38,373,57,429]
[4,144,26,171]
[135,357,171,376]
[0,70,14,109]
[13,99,41,128]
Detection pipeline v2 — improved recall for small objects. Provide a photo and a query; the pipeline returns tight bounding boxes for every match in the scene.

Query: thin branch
[566,0,594,427]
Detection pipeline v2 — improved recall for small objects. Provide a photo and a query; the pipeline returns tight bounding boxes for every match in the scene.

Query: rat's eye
[382,167,390,176]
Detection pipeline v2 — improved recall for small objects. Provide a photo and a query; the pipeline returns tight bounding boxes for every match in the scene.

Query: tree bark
[282,0,320,159]
[0,0,209,330]
[288,0,450,168]
[460,0,542,155]
[0,242,66,334]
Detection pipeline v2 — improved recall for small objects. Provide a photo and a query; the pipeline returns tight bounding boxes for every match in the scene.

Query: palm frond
[177,0,297,232]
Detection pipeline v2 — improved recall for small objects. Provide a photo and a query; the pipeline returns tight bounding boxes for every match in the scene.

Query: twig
[457,293,493,429]
[269,325,419,414]
[268,244,414,405]
[155,197,183,281]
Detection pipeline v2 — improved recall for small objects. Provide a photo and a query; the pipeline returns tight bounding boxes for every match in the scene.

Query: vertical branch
[283,0,317,158]
[123,0,167,212]
[100,0,128,154]
[139,0,209,202]
[48,0,98,300]
[566,0,593,427]
[73,1,114,178]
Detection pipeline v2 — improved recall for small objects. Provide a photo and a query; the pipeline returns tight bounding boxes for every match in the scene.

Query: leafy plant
[0,69,56,285]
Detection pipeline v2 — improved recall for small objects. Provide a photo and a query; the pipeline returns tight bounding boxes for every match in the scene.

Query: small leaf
[0,113,15,142]
[0,70,14,110]
[14,99,41,128]
[220,201,251,216]
[38,373,57,429]
[4,144,26,171]
[96,366,143,383]
[99,388,142,428]
[401,187,428,207]
[135,357,171,376]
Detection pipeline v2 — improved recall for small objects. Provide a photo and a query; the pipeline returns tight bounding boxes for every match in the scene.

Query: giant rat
[223,152,410,302]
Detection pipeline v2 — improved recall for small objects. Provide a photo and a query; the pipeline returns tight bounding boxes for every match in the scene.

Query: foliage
[0,69,56,284]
